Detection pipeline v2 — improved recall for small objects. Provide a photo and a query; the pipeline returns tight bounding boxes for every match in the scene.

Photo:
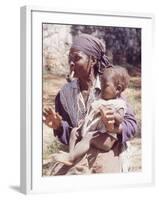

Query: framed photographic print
[20,6,154,194]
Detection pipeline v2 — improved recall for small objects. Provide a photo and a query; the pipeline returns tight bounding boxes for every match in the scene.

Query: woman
[43,34,137,174]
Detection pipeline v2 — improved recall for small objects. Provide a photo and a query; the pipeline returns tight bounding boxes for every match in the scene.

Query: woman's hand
[99,106,122,134]
[99,106,115,132]
[43,108,62,130]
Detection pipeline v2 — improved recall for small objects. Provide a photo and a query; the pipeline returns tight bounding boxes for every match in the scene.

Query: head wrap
[71,33,112,73]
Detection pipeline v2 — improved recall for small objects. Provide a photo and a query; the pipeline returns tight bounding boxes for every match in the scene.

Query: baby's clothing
[81,98,127,139]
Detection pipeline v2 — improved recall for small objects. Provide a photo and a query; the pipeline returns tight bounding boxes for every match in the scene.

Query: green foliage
[47,139,69,155]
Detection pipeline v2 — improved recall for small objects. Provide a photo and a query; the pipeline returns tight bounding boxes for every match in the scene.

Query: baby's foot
[54,151,73,166]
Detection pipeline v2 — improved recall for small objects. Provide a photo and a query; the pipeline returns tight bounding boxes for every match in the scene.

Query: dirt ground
[42,74,141,174]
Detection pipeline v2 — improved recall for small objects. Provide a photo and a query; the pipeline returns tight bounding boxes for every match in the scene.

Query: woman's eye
[74,55,81,62]
[69,55,80,63]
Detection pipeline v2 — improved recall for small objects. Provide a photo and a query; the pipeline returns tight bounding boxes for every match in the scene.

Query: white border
[20,6,154,194]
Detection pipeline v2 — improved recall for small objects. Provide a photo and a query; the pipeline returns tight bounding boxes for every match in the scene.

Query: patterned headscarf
[71,33,112,73]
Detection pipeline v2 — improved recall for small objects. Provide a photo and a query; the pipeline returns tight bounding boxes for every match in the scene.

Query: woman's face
[68,48,92,80]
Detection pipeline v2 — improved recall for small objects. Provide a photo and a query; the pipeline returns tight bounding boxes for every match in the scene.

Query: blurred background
[43,24,141,75]
[42,24,141,175]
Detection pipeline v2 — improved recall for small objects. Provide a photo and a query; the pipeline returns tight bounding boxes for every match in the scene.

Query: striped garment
[59,76,101,127]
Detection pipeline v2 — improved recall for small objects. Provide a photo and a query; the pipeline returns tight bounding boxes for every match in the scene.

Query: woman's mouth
[66,71,75,82]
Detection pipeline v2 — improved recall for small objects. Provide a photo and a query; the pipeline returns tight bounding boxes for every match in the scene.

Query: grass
[123,76,141,137]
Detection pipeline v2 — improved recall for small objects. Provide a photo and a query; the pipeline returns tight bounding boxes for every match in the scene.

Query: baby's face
[101,79,117,100]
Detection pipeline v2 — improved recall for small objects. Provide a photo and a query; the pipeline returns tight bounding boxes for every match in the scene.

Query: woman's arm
[119,103,137,143]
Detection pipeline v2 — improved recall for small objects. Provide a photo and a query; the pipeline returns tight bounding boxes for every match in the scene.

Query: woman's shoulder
[60,79,78,93]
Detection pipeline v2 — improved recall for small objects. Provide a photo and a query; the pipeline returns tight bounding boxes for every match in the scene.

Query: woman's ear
[91,56,97,66]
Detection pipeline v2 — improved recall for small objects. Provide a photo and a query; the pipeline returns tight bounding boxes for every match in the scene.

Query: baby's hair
[100,66,130,92]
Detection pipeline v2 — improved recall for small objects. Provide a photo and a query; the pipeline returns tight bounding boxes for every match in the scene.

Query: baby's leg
[91,133,116,152]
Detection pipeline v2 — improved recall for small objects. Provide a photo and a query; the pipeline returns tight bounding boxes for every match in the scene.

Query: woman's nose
[69,61,75,71]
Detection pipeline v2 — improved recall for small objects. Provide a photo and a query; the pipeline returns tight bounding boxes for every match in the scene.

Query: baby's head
[100,66,130,100]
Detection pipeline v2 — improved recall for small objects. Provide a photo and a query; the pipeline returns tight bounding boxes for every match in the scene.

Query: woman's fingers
[56,112,62,120]
[43,111,50,123]
[100,106,114,115]
[44,107,54,115]
[99,106,115,131]
[107,119,115,124]
[44,108,51,115]
[49,107,55,115]
[100,107,114,120]
[43,108,56,118]
[104,114,115,121]
[42,111,47,118]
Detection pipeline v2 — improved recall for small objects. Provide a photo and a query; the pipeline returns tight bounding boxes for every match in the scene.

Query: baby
[54,66,130,166]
